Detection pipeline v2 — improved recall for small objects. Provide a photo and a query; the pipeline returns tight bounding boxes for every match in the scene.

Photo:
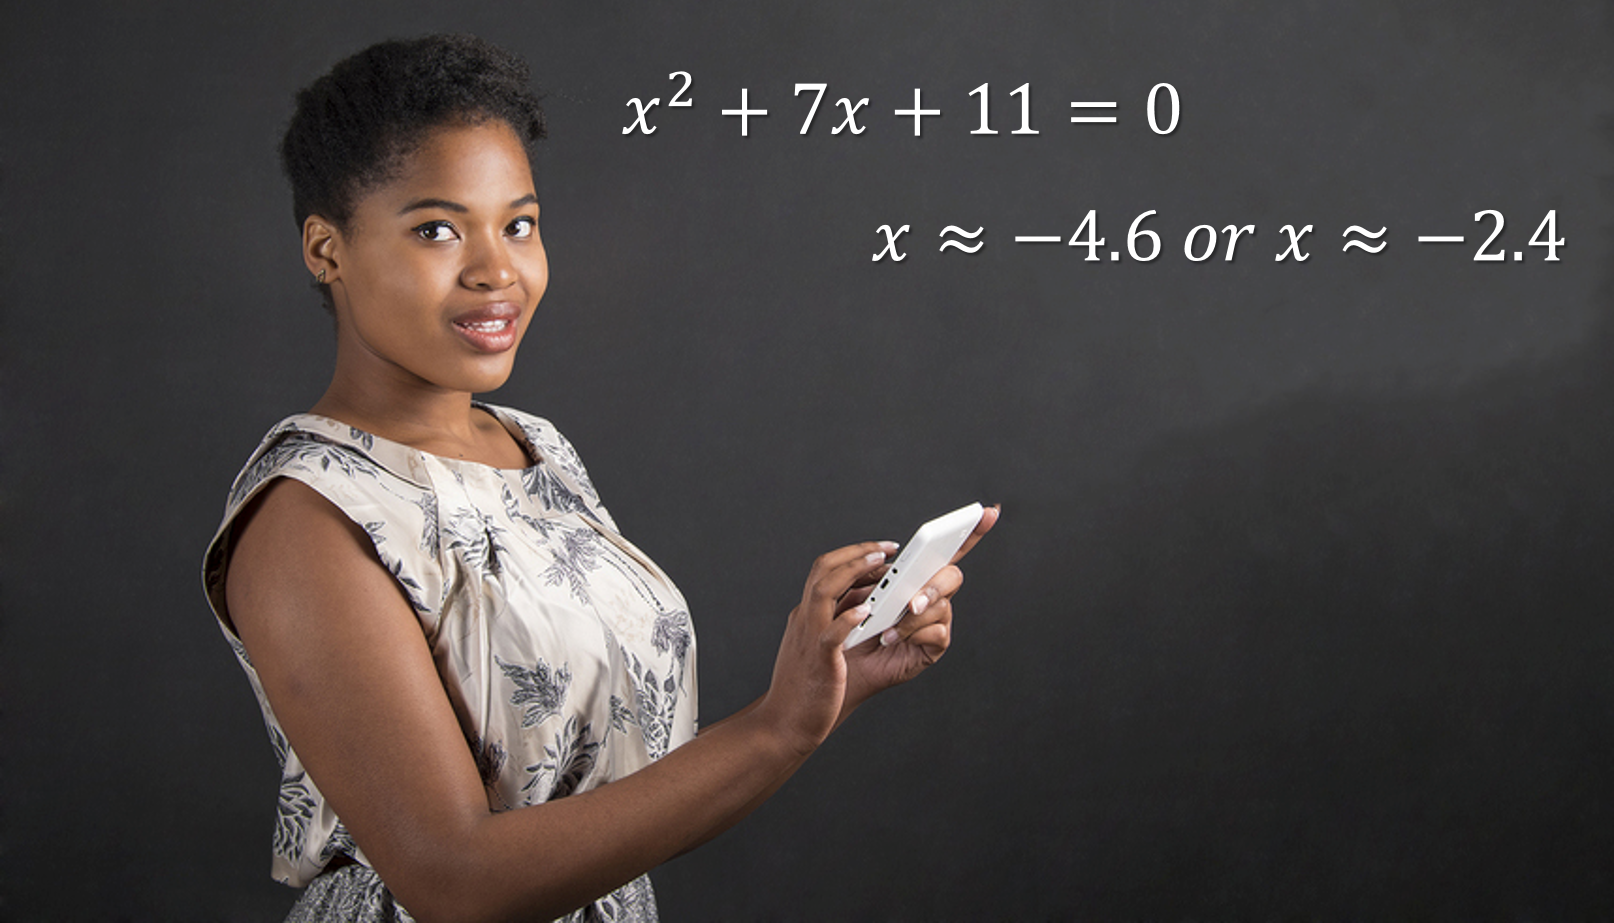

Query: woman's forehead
[366,121,535,210]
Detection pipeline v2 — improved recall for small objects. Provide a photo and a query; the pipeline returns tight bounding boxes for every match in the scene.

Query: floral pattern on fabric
[498,655,573,728]
[203,404,695,921]
[285,861,659,923]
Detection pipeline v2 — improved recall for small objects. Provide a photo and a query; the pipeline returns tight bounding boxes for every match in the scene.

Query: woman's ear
[302,216,340,285]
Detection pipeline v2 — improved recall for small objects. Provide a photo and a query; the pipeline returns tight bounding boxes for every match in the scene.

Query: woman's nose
[461,237,517,290]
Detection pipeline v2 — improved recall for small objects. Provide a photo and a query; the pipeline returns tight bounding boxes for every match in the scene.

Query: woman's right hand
[755,541,898,756]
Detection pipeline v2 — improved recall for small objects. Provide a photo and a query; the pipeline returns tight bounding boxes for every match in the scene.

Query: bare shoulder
[220,478,491,901]
[227,477,378,616]
[232,475,367,558]
[224,476,420,691]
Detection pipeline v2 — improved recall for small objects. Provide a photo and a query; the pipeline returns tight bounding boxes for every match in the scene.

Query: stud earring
[316,269,327,284]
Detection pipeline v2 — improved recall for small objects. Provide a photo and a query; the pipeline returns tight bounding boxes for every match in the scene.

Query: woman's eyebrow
[398,197,466,215]
[397,193,537,215]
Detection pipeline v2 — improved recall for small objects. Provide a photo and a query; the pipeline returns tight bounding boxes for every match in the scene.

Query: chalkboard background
[5,2,1613,919]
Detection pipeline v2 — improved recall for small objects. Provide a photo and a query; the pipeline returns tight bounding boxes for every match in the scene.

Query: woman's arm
[228,478,992,923]
[681,505,999,853]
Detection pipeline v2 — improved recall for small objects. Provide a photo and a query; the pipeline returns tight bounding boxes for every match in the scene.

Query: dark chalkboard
[4,2,1612,919]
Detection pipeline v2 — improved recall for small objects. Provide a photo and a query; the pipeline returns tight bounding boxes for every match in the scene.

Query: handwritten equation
[872,210,1565,263]
[624,72,1180,137]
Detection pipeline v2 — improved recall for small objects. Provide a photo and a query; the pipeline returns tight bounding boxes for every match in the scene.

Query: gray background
[4,1,1613,919]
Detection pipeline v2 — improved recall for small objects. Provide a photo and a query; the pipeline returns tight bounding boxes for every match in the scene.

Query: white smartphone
[842,502,985,650]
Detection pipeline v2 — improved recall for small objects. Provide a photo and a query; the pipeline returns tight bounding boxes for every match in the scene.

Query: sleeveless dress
[201,404,697,922]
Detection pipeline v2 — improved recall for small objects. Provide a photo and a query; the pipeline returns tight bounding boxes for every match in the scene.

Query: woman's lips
[452,304,521,353]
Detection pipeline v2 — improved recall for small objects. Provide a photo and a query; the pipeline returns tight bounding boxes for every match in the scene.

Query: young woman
[203,35,996,923]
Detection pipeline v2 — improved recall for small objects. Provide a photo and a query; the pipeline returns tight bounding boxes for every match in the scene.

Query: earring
[316,269,327,284]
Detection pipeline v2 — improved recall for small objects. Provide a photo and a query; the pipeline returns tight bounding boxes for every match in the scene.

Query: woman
[203,34,996,922]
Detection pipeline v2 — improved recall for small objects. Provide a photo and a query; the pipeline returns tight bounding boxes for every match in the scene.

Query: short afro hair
[280,34,546,234]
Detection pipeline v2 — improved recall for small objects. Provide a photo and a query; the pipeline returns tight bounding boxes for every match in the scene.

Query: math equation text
[875,210,1565,262]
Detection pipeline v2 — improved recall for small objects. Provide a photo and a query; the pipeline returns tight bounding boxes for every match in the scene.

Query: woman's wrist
[749,690,833,761]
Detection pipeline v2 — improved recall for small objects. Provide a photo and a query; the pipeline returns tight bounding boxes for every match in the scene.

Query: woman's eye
[508,217,536,239]
[414,221,457,242]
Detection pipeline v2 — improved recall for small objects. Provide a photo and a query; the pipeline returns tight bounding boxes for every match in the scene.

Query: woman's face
[321,120,547,397]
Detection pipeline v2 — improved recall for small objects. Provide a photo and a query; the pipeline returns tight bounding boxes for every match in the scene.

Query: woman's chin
[459,367,517,396]
[417,353,519,397]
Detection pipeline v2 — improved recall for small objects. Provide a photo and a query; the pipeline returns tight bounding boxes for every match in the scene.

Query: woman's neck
[310,368,527,468]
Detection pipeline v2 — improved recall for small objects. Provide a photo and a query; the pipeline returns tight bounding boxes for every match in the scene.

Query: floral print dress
[202,404,697,922]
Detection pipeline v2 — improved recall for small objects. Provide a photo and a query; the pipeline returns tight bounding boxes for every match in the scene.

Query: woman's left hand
[837,504,999,719]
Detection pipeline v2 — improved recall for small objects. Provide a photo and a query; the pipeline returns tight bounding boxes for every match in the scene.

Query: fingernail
[864,551,886,566]
[910,592,929,615]
[880,628,900,647]
[879,541,899,552]
[850,603,871,619]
